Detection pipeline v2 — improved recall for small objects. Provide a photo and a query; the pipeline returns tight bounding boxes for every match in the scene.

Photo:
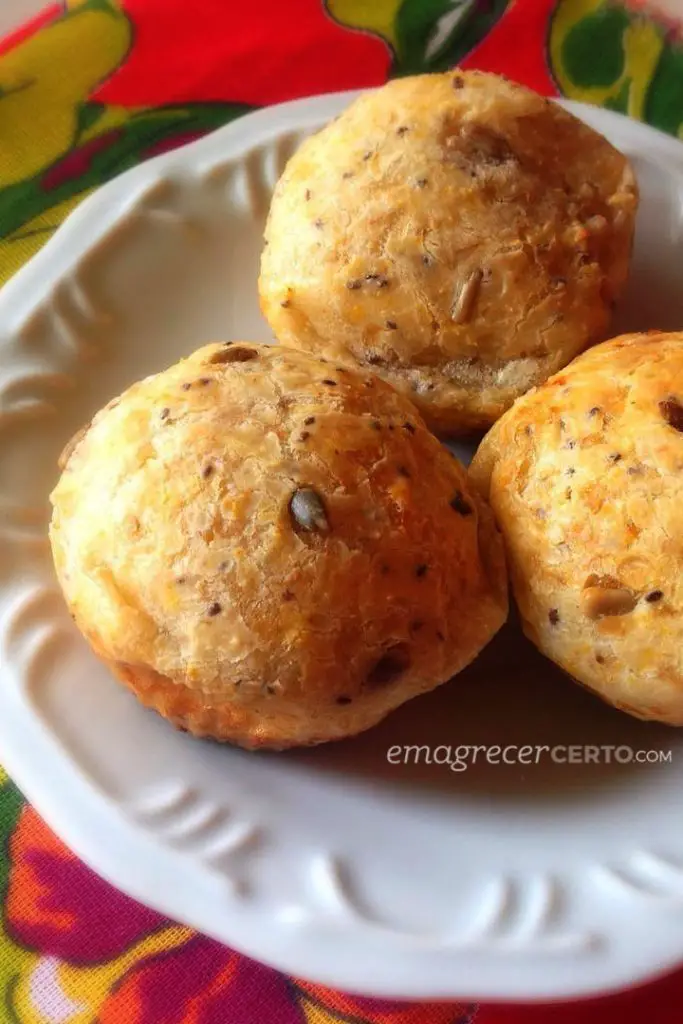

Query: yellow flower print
[326,0,402,51]
[9,926,193,1024]
[0,0,131,188]
[327,0,509,76]
[0,191,93,287]
[549,0,664,121]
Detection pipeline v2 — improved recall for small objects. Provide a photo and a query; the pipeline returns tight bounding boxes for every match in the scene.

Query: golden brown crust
[259,71,638,436]
[50,342,508,748]
[470,331,683,725]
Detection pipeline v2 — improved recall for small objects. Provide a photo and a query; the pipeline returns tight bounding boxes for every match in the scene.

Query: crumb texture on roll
[50,342,507,749]
[259,71,638,435]
[470,331,683,725]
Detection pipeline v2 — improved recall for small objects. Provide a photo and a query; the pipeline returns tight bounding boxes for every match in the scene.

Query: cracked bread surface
[50,342,508,748]
[470,332,683,724]
[260,71,638,435]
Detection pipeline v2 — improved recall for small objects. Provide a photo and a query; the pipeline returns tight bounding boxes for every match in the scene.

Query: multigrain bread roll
[259,71,638,436]
[50,342,508,749]
[470,331,683,725]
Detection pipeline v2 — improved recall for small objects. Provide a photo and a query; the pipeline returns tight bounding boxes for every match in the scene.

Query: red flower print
[295,979,476,1023]
[97,936,305,1023]
[7,806,166,963]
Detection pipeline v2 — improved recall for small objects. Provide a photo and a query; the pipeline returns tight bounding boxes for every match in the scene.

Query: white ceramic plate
[2,93,683,1002]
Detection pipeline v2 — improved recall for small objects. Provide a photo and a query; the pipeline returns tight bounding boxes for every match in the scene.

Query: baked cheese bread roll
[51,342,508,748]
[470,332,683,725]
[260,71,638,435]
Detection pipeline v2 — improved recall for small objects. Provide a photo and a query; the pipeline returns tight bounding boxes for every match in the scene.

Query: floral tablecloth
[1,1,683,1020]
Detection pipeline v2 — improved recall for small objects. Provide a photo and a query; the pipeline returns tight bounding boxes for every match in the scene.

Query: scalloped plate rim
[1,92,683,1002]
